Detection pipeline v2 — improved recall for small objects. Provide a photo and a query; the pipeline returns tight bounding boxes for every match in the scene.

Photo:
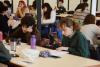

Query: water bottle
[10,38,16,57]
[0,32,3,42]
[30,35,36,49]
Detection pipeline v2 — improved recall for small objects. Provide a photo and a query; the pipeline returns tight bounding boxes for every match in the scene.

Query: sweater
[62,30,90,57]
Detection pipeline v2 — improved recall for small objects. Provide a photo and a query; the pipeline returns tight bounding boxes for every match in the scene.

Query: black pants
[89,45,100,60]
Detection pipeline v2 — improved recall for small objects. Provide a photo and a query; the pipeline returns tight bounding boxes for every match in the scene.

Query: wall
[69,0,80,11]
[63,0,68,10]
[2,0,100,13]
[28,0,34,5]
[98,0,100,12]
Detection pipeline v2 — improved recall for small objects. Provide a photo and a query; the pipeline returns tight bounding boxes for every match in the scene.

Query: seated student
[57,18,90,58]
[16,0,29,18]
[80,14,100,60]
[0,1,10,38]
[56,0,66,14]
[73,0,89,25]
[9,14,40,45]
[81,14,100,46]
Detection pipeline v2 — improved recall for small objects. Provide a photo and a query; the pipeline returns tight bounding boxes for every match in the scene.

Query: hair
[32,0,36,10]
[83,14,95,25]
[42,3,52,19]
[83,0,88,3]
[75,3,88,11]
[18,1,26,8]
[59,0,64,3]
[0,1,8,13]
[28,5,33,10]
[4,0,12,8]
[21,14,35,27]
[59,18,80,31]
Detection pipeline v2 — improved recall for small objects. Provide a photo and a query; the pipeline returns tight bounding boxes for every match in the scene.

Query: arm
[95,25,100,35]
[18,7,23,18]
[78,32,90,57]
[42,10,56,24]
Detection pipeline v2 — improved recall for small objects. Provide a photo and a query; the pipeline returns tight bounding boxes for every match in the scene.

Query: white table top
[5,43,100,67]
[56,14,73,17]
[96,17,100,20]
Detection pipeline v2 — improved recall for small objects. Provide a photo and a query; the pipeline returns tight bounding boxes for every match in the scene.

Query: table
[56,14,73,18]
[5,43,100,67]
[96,17,100,20]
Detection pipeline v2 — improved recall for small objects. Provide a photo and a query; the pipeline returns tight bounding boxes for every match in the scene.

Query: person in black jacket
[0,1,9,38]
[9,14,40,45]
[56,0,66,14]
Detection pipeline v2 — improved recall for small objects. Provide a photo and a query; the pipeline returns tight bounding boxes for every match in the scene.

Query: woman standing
[41,3,56,37]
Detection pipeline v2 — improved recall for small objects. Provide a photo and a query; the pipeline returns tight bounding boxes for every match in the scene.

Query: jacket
[62,30,90,58]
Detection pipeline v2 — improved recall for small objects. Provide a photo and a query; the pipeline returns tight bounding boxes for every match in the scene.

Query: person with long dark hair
[81,14,100,60]
[42,3,56,24]
[41,3,56,38]
[75,0,88,11]
[81,14,100,46]
[73,0,89,25]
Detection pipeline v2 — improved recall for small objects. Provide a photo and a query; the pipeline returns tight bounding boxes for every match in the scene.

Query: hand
[27,27,33,33]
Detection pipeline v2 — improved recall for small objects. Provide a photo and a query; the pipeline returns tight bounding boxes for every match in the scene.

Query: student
[16,0,29,18]
[57,18,90,58]
[81,14,100,46]
[9,14,40,44]
[0,1,9,38]
[4,0,12,17]
[41,3,56,37]
[75,0,88,11]
[56,0,66,14]
[42,3,56,24]
[73,0,89,25]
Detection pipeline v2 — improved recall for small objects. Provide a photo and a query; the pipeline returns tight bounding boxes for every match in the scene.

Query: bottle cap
[32,35,35,37]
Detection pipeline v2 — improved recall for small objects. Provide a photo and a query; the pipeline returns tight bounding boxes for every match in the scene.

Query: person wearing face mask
[57,18,90,58]
[41,3,56,38]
